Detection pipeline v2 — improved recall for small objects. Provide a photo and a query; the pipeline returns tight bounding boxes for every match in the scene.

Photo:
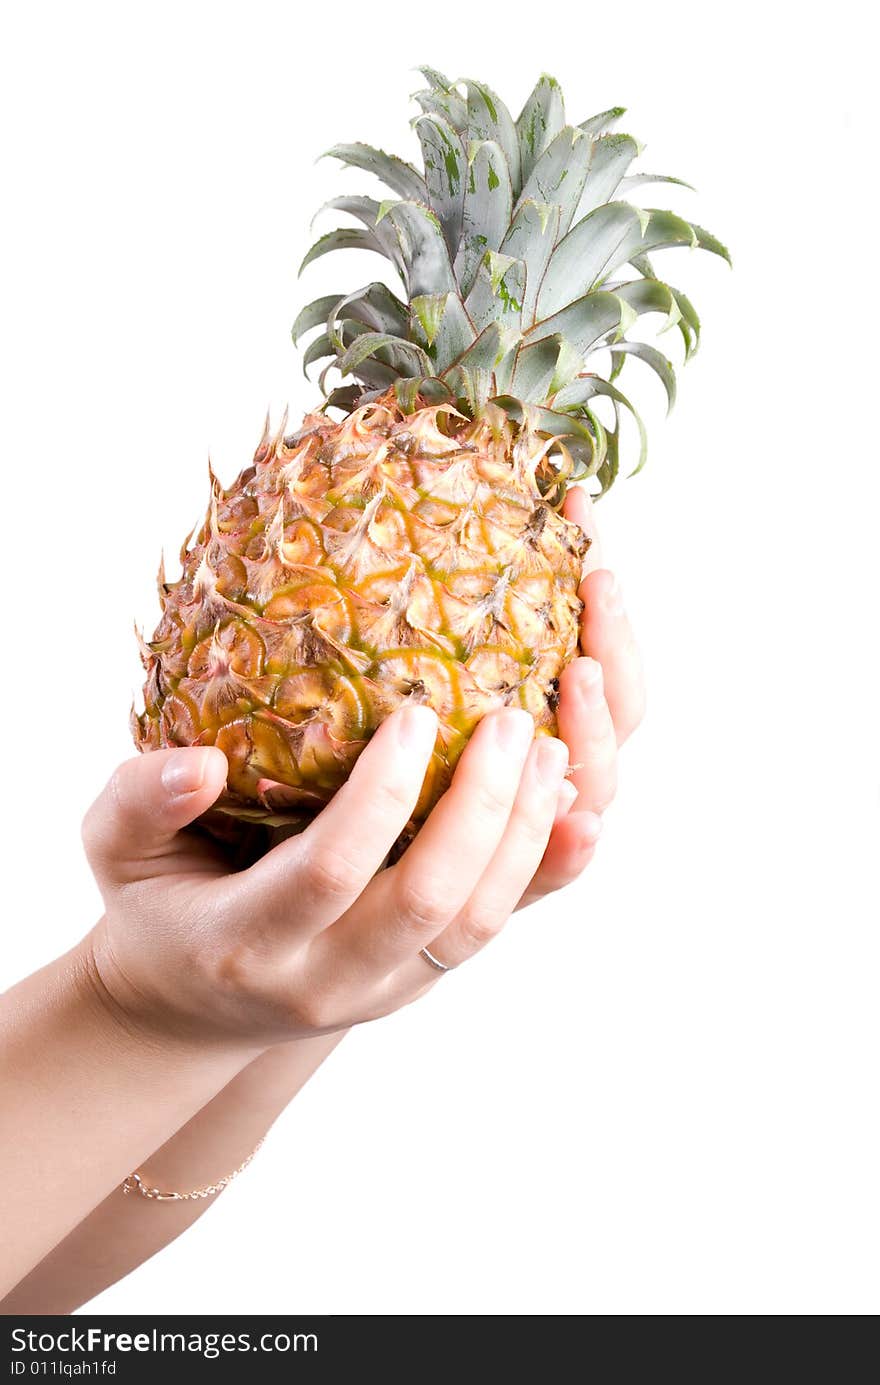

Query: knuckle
[210,938,339,1033]
[459,903,505,950]
[210,937,261,996]
[371,774,417,813]
[396,875,450,932]
[305,845,365,901]
[518,807,556,850]
[471,778,514,819]
[291,987,336,1032]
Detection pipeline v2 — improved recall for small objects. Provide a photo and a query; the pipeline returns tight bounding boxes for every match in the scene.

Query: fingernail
[493,708,535,751]
[578,659,605,708]
[161,748,211,796]
[397,704,438,749]
[535,736,569,788]
[556,780,578,817]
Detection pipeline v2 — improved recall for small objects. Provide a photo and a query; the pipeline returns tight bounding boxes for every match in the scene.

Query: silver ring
[419,946,451,974]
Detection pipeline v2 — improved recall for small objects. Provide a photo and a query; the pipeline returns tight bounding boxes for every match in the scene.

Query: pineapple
[134,71,728,835]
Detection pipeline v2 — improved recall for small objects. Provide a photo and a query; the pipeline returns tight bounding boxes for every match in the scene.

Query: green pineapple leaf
[610,341,677,411]
[465,252,526,335]
[595,405,621,495]
[323,144,427,202]
[317,195,407,273]
[508,334,567,401]
[667,286,701,359]
[336,331,432,377]
[579,106,627,136]
[578,134,642,217]
[429,294,476,372]
[410,293,449,348]
[619,172,695,196]
[539,205,724,317]
[555,375,647,476]
[455,140,514,297]
[292,295,346,345]
[326,283,410,348]
[299,226,389,276]
[383,201,459,297]
[527,289,630,357]
[412,70,468,132]
[688,221,732,264]
[515,127,593,235]
[415,114,466,256]
[462,80,521,191]
[613,277,682,332]
[537,203,642,316]
[296,72,729,494]
[500,199,561,326]
[416,66,455,91]
[516,74,566,186]
[303,320,367,376]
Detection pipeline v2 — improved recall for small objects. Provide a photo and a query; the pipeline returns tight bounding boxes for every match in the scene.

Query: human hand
[82,701,568,1045]
[83,487,643,1047]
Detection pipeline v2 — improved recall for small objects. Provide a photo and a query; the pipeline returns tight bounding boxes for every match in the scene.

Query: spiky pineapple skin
[134,393,588,830]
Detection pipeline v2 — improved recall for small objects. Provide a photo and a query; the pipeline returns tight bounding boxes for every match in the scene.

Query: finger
[518,811,602,908]
[333,708,535,970]
[555,657,618,814]
[579,569,646,744]
[81,747,228,886]
[240,705,438,933]
[562,485,603,574]
[401,735,570,972]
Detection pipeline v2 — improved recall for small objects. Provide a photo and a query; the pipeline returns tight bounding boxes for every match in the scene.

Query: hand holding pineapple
[87,536,642,1041]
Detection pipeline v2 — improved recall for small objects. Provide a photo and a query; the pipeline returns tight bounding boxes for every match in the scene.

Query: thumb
[82,747,228,886]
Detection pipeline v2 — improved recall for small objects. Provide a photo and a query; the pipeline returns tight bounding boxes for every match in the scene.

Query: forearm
[0,936,259,1297]
[1,1031,346,1315]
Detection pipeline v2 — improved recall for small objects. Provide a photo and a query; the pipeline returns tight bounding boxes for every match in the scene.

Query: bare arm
[1,1034,345,1315]
[0,944,258,1297]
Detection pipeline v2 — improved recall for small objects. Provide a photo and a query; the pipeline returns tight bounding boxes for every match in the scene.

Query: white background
[1,0,877,1316]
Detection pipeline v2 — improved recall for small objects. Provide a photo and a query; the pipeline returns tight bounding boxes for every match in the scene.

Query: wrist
[78,924,263,1069]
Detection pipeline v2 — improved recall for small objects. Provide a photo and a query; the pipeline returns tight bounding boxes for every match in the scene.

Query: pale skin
[0,491,645,1313]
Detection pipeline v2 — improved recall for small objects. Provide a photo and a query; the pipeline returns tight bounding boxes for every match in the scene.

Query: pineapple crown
[293,69,730,495]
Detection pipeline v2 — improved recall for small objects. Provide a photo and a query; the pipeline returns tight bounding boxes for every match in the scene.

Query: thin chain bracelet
[122,1139,264,1202]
